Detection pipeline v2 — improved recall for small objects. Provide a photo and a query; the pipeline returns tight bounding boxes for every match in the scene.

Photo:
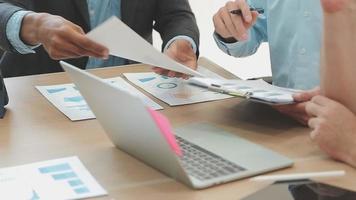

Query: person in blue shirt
[214,0,356,168]
[0,0,199,79]
[212,0,322,125]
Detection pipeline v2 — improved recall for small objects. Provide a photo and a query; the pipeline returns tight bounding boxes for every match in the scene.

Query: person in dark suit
[0,0,199,78]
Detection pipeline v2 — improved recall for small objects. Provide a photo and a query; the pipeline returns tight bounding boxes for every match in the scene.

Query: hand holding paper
[87,17,203,77]
[154,39,198,79]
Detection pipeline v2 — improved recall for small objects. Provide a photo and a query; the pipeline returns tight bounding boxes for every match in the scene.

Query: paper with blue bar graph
[0,156,107,199]
[123,66,233,106]
[36,77,163,121]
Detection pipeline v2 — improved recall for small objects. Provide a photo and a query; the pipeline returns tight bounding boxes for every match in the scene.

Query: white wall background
[153,0,272,80]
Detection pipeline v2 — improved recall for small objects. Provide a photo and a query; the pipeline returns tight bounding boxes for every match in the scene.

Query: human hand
[21,13,109,60]
[306,95,356,167]
[213,0,259,41]
[273,102,310,125]
[153,39,197,79]
[273,87,320,125]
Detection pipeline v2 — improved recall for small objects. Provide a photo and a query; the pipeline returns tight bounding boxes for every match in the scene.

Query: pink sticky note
[147,108,182,157]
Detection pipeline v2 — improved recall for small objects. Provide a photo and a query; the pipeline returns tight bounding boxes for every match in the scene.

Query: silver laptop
[60,61,293,189]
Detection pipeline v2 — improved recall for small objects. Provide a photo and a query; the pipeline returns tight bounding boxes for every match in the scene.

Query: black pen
[230,8,264,15]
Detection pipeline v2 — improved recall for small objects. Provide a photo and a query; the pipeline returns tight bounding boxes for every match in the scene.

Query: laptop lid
[60,61,190,182]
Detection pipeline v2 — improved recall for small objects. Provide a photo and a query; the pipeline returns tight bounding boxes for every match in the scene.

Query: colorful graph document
[37,77,163,121]
[0,156,107,200]
[123,69,232,106]
[87,17,204,77]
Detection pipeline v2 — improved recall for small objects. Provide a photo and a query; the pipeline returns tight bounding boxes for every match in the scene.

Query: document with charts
[188,77,300,105]
[0,156,107,200]
[36,77,163,121]
[123,67,233,106]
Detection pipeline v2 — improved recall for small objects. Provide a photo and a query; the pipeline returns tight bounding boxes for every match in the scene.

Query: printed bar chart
[38,162,90,195]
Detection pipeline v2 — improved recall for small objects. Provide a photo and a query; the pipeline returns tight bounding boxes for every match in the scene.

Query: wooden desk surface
[1,58,355,199]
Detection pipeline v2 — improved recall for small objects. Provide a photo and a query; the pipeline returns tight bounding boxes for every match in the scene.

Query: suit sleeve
[0,1,31,52]
[153,0,200,56]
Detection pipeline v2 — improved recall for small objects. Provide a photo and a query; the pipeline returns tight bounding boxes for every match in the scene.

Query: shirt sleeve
[213,10,268,58]
[164,35,197,54]
[6,10,41,54]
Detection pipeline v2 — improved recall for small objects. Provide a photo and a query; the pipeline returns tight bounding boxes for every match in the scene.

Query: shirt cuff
[213,32,249,56]
[6,11,41,54]
[164,35,197,53]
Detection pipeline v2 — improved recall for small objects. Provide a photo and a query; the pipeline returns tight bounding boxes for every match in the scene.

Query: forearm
[321,0,356,113]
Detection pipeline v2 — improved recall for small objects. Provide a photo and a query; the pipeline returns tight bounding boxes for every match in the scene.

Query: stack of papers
[123,67,233,106]
[37,77,163,121]
[0,157,106,200]
[188,77,301,105]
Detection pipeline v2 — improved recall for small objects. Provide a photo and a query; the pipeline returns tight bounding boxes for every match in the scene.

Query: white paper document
[87,17,204,77]
[123,68,232,106]
[0,156,107,200]
[37,77,163,121]
[188,77,299,105]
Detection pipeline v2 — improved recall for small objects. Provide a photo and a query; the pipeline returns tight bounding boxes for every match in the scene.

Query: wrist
[20,12,49,45]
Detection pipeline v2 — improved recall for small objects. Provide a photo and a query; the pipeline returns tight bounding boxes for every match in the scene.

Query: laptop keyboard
[176,136,246,181]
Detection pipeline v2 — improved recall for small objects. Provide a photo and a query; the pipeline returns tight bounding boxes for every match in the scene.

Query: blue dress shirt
[6,0,197,69]
[86,0,125,69]
[214,0,322,90]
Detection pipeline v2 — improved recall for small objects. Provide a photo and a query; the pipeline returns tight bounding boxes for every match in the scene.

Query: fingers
[69,32,109,59]
[223,5,246,40]
[213,14,232,39]
[274,102,307,115]
[41,19,109,60]
[293,87,320,102]
[152,67,185,78]
[308,117,325,141]
[236,0,252,23]
[213,0,256,41]
[273,103,310,125]
[308,117,323,129]
[153,67,169,76]
[45,43,82,60]
[249,11,259,26]
[157,40,197,79]
[310,95,334,106]
[226,0,249,40]
[310,129,320,140]
[305,100,324,117]
[43,34,86,60]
